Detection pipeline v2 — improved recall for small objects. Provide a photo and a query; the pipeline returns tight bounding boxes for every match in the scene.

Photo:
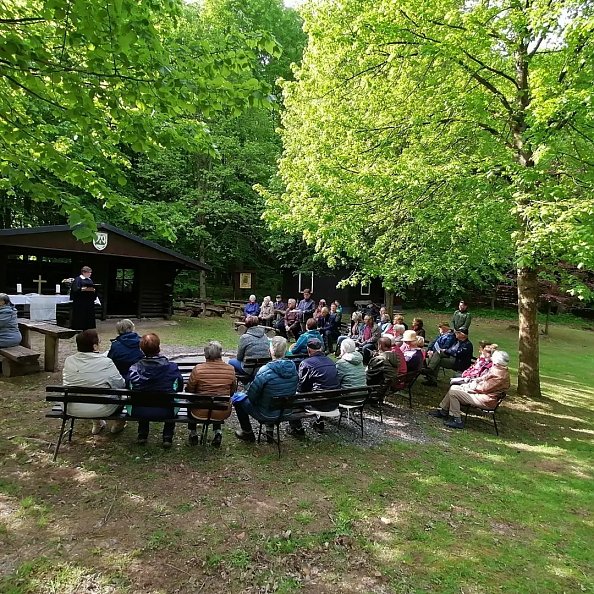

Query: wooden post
[20,325,31,349]
[44,335,59,372]
[384,289,394,318]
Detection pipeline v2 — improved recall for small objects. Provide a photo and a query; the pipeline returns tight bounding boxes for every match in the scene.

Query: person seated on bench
[313,298,327,322]
[393,314,408,331]
[233,336,299,443]
[412,317,426,339]
[186,340,236,448]
[107,318,143,377]
[127,333,183,448]
[296,288,316,328]
[317,305,340,354]
[356,315,381,366]
[0,293,21,348]
[259,296,275,327]
[62,329,126,435]
[425,322,456,355]
[229,316,270,378]
[416,336,427,362]
[333,300,343,324]
[450,341,496,386]
[367,336,407,394]
[335,339,366,389]
[243,295,260,319]
[275,298,301,341]
[335,311,364,356]
[400,330,424,373]
[429,350,510,429]
[423,329,473,386]
[288,317,323,357]
[385,322,405,343]
[273,295,287,321]
[290,338,340,434]
[379,314,392,334]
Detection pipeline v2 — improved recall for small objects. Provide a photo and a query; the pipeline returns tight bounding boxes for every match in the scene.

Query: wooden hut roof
[0,223,209,271]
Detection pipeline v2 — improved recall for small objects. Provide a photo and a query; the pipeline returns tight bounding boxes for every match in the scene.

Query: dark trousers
[361,344,376,365]
[138,421,175,440]
[234,398,274,433]
[275,319,301,340]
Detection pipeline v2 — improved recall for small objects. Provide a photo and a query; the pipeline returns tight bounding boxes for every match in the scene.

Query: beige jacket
[468,364,510,406]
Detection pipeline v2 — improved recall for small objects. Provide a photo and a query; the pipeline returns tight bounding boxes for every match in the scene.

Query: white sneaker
[91,420,106,435]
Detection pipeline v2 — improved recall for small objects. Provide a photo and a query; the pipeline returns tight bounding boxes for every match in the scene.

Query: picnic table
[17,318,78,372]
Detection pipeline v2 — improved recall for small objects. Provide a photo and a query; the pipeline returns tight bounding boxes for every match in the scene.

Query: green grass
[0,310,592,593]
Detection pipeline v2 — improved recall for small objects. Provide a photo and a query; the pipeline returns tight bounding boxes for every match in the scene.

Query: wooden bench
[0,345,41,377]
[45,386,231,460]
[18,318,78,372]
[264,386,377,457]
[463,392,507,435]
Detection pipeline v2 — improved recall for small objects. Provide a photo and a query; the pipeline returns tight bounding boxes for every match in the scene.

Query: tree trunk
[384,289,394,318]
[199,242,207,301]
[517,266,541,398]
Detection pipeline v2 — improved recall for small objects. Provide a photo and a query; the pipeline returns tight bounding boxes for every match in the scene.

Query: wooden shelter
[0,223,208,321]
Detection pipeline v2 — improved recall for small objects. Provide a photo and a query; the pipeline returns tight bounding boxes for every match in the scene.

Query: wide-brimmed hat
[402,330,418,342]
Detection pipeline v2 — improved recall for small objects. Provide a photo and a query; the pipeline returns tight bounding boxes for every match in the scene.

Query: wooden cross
[32,274,47,294]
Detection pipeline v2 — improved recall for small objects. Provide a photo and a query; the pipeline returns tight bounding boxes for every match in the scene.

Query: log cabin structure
[0,223,208,322]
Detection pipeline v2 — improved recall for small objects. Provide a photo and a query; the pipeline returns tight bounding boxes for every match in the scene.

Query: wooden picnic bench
[18,318,78,372]
[0,345,41,377]
[45,385,231,460]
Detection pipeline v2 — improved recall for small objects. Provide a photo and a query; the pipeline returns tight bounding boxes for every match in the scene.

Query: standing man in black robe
[71,266,96,330]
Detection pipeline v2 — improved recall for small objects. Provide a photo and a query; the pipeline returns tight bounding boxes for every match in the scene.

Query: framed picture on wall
[239,272,252,289]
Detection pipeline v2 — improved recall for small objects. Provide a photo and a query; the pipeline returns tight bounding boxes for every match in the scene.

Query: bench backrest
[270,386,374,411]
[46,385,230,410]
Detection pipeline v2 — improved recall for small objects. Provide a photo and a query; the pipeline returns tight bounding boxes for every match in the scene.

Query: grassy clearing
[0,311,592,593]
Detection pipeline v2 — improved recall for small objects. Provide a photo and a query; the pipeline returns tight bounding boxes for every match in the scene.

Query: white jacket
[62,351,125,418]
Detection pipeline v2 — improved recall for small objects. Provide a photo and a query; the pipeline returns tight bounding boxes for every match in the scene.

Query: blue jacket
[107,332,143,376]
[444,339,474,371]
[0,304,21,348]
[289,329,323,356]
[127,355,183,420]
[244,301,260,317]
[298,352,340,393]
[247,359,299,421]
[428,330,456,352]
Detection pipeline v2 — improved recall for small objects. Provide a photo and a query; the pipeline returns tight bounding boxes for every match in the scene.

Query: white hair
[492,350,510,367]
[204,340,223,361]
[249,294,256,301]
[116,318,135,334]
[270,336,287,359]
[340,338,357,355]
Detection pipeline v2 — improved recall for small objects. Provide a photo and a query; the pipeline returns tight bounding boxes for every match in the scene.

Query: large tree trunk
[517,266,541,398]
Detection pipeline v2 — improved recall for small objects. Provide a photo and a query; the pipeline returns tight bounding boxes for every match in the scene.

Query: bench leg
[276,423,281,459]
[492,412,499,436]
[200,423,209,446]
[53,418,67,461]
[44,336,59,372]
[20,326,31,349]
[68,418,75,442]
[1,357,40,377]
[360,407,364,438]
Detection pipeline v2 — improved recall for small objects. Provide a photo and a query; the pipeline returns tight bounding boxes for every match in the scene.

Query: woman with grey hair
[0,293,22,348]
[107,318,143,377]
[429,350,511,429]
[186,340,236,448]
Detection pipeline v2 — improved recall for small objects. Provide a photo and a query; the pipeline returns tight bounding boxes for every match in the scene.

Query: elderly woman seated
[186,340,236,448]
[107,318,143,377]
[259,296,275,327]
[63,329,126,435]
[429,350,510,429]
[244,295,260,319]
[0,293,21,348]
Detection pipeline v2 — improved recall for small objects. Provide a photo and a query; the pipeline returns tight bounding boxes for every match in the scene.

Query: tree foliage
[263,0,594,395]
[0,0,277,240]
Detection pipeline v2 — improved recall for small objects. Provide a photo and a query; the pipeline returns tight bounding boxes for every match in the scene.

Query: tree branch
[457,60,514,115]
[2,74,66,110]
